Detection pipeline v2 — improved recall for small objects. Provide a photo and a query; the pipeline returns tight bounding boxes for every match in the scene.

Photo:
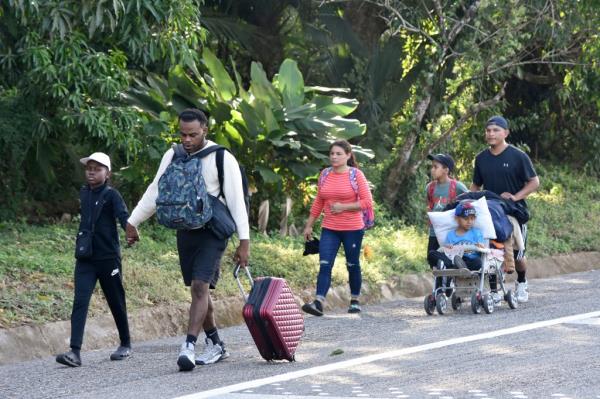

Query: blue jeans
[315,228,364,302]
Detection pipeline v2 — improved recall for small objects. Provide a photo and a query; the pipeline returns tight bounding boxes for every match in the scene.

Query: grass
[1,164,599,328]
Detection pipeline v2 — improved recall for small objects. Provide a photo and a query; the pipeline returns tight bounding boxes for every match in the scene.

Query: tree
[124,49,370,230]
[0,0,205,218]
[363,0,596,212]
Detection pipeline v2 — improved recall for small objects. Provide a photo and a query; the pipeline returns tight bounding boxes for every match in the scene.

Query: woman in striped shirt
[302,140,374,316]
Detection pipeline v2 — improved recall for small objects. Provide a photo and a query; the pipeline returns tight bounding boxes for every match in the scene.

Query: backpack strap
[172,143,188,161]
[89,185,111,233]
[318,167,333,188]
[427,181,436,210]
[195,145,228,199]
[215,148,225,199]
[448,179,457,202]
[349,167,359,195]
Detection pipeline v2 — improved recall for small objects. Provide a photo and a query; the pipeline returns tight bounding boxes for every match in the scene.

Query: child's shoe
[56,350,81,367]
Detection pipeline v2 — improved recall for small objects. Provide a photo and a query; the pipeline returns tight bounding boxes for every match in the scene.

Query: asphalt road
[1,269,599,399]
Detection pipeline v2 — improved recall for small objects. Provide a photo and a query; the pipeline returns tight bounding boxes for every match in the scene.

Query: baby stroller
[424,197,519,315]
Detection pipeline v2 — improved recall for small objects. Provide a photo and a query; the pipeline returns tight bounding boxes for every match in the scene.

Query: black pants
[427,251,497,290]
[70,258,130,350]
[427,251,482,271]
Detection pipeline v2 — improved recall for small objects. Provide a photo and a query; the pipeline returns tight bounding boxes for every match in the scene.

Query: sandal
[110,345,132,360]
[56,350,81,367]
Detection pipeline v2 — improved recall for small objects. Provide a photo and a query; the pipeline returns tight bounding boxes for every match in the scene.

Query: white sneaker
[515,281,529,303]
[490,291,502,305]
[177,342,196,371]
[195,338,228,365]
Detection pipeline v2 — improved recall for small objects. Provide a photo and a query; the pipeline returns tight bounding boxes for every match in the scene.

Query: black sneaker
[56,350,81,367]
[348,300,361,313]
[110,345,131,361]
[302,300,323,316]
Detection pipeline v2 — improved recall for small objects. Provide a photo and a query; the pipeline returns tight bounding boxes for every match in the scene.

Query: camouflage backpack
[156,144,213,229]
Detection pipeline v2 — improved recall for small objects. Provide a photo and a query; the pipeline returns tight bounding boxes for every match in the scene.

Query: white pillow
[427,196,496,245]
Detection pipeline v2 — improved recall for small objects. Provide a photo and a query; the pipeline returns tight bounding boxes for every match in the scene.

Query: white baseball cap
[80,152,111,171]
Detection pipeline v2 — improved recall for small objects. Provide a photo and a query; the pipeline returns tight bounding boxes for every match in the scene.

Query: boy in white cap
[56,152,132,367]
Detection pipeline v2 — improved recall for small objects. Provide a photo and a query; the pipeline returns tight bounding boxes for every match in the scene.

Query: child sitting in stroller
[427,202,485,271]
[425,199,518,315]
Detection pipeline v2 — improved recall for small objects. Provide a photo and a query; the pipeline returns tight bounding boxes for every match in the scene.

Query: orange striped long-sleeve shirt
[310,168,373,231]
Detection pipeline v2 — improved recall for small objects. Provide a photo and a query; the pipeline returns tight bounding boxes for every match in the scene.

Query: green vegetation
[2,1,600,225]
[1,165,598,329]
[1,1,599,332]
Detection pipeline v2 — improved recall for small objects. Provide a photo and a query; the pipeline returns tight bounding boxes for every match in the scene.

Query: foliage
[0,0,205,219]
[1,164,598,328]
[124,50,370,227]
[295,0,599,217]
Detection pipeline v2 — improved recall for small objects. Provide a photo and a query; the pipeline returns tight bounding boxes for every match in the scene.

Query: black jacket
[78,183,129,260]
[445,190,530,225]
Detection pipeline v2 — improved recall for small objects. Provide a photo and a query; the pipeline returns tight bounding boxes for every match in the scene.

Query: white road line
[175,310,600,399]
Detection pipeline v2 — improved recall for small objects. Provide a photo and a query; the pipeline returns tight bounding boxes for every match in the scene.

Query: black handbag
[303,237,320,256]
[75,186,110,260]
[75,230,93,259]
[207,194,236,240]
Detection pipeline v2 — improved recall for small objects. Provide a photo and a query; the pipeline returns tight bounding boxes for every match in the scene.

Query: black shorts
[514,222,528,261]
[176,228,228,288]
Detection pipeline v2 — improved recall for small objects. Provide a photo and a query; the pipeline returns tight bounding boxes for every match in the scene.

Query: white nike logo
[111,269,119,276]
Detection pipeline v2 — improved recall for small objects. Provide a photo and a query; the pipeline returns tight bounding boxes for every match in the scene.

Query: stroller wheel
[482,293,494,314]
[424,294,436,315]
[451,294,462,311]
[471,291,482,314]
[435,293,448,315]
[505,289,518,309]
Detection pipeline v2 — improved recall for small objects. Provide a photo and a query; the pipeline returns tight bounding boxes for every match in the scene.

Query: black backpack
[174,144,251,215]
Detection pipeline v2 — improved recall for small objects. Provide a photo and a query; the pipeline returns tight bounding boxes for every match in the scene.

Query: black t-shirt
[473,145,537,207]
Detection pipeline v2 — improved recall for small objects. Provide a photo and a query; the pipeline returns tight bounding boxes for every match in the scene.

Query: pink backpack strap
[318,167,333,189]
[349,167,359,195]
[349,167,375,229]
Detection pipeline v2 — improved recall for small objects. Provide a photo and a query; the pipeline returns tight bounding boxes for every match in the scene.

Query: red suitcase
[235,265,304,361]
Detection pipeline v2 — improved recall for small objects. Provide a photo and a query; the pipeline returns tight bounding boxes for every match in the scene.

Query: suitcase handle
[233,264,253,300]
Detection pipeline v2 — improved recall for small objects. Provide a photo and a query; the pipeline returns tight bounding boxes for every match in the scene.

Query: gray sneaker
[177,342,196,371]
[515,280,529,303]
[490,291,502,306]
[195,338,228,365]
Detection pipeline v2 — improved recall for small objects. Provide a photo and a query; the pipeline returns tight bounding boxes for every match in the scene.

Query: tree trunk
[258,200,269,234]
[383,92,431,207]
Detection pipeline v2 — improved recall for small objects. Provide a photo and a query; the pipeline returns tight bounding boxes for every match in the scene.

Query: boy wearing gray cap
[55,152,132,367]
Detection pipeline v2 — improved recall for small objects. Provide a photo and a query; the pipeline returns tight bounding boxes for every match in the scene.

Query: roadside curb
[1,251,599,365]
